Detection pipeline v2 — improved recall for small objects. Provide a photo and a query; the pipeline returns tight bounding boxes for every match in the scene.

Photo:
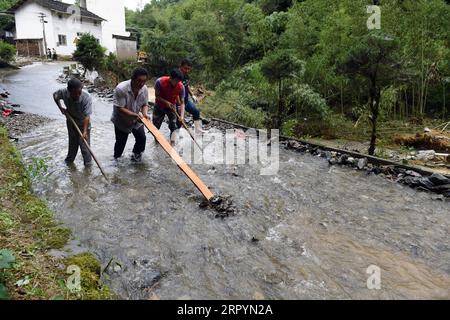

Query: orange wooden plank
[139,115,214,201]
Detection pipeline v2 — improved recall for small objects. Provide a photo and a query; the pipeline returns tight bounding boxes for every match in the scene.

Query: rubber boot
[194,120,207,134]
[170,129,179,145]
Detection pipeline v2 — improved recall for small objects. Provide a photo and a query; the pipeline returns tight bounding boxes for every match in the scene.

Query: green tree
[0,40,15,62]
[338,32,402,155]
[73,34,106,75]
[260,49,304,128]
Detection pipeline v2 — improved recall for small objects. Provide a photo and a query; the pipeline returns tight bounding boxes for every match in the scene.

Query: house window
[58,14,63,19]
[58,35,67,46]
[80,17,83,24]
[94,20,98,26]
[77,32,83,37]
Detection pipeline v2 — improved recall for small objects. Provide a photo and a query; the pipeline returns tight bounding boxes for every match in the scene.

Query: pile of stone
[283,139,450,199]
[85,84,114,102]
[0,89,51,138]
[200,195,237,219]
[58,66,115,103]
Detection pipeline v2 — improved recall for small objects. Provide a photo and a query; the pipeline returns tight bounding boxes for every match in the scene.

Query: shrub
[0,41,15,63]
[73,34,106,74]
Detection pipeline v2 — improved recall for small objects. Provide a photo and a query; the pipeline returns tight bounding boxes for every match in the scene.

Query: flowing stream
[2,62,449,299]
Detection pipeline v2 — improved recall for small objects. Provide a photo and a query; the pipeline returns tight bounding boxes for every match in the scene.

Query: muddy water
[4,63,450,299]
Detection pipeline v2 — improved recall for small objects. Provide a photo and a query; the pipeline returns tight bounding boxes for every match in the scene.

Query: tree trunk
[277,79,283,128]
[443,82,446,120]
[368,84,380,156]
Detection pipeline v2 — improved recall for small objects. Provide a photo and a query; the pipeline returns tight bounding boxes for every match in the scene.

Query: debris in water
[199,194,237,219]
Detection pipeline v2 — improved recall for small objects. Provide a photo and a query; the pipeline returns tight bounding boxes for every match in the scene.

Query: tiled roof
[10,0,105,21]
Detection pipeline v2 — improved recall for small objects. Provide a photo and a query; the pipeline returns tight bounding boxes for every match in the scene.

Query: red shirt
[155,76,185,108]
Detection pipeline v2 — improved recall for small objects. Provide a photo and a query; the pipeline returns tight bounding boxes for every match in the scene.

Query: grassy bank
[0,125,112,300]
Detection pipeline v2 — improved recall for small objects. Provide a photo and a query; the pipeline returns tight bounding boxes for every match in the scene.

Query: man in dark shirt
[179,59,207,134]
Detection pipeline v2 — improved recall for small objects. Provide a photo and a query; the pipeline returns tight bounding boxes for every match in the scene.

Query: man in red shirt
[153,69,186,144]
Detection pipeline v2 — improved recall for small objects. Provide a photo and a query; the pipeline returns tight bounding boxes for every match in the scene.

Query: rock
[371,167,382,175]
[287,140,301,150]
[405,170,422,178]
[380,165,395,175]
[337,154,348,165]
[428,173,450,186]
[328,157,338,165]
[431,194,445,201]
[347,157,356,165]
[417,150,436,161]
[430,184,450,194]
[357,158,368,170]
[200,195,237,219]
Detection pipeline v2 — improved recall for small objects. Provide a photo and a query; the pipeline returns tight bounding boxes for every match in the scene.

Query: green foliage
[0,41,15,63]
[102,53,139,83]
[73,34,106,73]
[126,0,450,142]
[0,0,17,32]
[0,249,15,300]
[0,249,15,269]
[26,157,50,181]
[64,253,112,300]
[260,49,303,83]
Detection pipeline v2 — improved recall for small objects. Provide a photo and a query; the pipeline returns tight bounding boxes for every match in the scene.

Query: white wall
[15,2,52,40]
[51,13,103,56]
[86,0,130,54]
[114,37,137,61]
[14,1,102,56]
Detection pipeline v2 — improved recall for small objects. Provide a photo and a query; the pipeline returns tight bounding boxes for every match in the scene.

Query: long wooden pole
[139,114,214,201]
[66,114,109,183]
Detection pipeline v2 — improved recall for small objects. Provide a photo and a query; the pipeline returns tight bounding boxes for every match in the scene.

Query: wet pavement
[2,63,449,299]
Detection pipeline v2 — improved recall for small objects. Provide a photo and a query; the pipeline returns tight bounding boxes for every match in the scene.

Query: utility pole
[38,12,48,58]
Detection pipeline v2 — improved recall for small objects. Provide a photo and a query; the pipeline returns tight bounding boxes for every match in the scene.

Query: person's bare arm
[141,104,149,119]
[82,116,90,140]
[187,85,198,103]
[53,92,67,115]
[177,96,185,120]
[187,86,194,98]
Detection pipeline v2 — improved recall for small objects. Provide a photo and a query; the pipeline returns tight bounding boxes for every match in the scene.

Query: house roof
[113,34,137,41]
[9,0,105,21]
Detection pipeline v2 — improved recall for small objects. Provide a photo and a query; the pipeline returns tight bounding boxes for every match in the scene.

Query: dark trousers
[66,121,92,165]
[114,125,146,159]
[152,105,178,133]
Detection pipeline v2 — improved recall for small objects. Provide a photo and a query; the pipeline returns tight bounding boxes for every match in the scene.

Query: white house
[10,0,136,60]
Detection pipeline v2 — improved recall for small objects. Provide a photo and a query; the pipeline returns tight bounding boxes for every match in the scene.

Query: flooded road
[2,63,449,299]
